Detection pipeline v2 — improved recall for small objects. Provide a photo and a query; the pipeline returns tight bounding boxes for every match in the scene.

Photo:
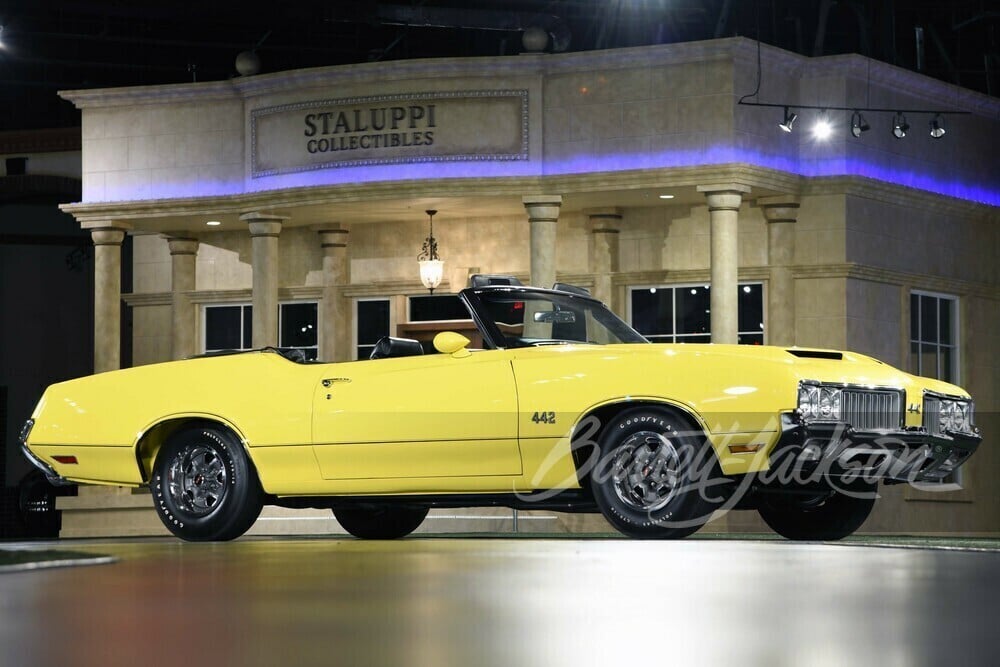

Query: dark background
[0,0,997,131]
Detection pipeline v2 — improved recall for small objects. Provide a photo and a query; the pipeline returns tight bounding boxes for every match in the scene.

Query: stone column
[166,236,199,359]
[318,224,351,362]
[522,195,562,289]
[241,212,287,348]
[760,197,800,347]
[90,227,127,373]
[698,184,751,344]
[587,209,621,307]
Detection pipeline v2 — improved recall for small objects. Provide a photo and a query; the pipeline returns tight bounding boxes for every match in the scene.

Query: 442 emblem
[531,411,556,424]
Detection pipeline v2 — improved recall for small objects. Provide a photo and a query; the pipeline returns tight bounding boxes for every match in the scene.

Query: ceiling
[1,0,997,132]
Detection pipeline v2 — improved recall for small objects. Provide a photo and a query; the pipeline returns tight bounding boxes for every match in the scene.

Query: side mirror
[433,331,471,358]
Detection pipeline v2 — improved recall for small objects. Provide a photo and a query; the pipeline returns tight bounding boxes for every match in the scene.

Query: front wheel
[333,504,428,539]
[151,424,264,541]
[590,407,724,539]
[757,485,877,540]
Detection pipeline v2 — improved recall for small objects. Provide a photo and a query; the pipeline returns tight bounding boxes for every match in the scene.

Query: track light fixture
[929,114,946,138]
[850,111,870,138]
[778,106,797,132]
[739,101,967,140]
[892,112,910,139]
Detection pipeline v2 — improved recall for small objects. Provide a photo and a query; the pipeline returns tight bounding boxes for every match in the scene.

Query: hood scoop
[786,349,843,360]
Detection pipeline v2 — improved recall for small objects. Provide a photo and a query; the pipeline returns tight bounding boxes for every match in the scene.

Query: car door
[311,349,521,482]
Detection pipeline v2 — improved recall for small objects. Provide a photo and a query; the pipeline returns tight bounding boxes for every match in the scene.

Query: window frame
[201,300,320,358]
[906,289,965,492]
[908,289,961,385]
[278,300,320,360]
[626,282,766,345]
[354,296,393,360]
[202,302,253,354]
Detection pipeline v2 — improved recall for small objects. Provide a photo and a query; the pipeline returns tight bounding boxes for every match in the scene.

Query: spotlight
[929,114,946,138]
[892,112,909,139]
[850,111,870,138]
[812,110,832,140]
[778,106,797,133]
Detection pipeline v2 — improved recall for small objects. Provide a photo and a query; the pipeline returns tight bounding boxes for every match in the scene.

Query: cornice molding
[61,37,997,117]
[792,263,998,299]
[802,177,995,222]
[613,266,770,286]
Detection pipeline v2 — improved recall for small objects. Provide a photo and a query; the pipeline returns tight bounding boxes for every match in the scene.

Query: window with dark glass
[910,292,959,383]
[629,283,764,344]
[279,302,318,360]
[205,305,252,352]
[409,294,469,322]
[205,302,317,358]
[357,299,390,359]
[909,291,961,486]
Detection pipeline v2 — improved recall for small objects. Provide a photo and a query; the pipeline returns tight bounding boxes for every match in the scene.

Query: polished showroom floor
[1,536,996,666]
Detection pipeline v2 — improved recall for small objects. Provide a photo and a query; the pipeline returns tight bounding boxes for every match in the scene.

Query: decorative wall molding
[792,263,998,300]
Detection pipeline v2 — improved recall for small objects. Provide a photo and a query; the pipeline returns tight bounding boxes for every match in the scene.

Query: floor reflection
[1,538,996,666]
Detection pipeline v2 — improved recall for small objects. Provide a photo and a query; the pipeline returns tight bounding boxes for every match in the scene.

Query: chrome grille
[923,397,941,435]
[842,389,903,431]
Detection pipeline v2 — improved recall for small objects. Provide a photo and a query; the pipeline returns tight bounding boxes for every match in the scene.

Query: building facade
[55,37,999,536]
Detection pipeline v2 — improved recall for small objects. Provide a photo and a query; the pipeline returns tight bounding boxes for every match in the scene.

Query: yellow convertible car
[20,283,981,541]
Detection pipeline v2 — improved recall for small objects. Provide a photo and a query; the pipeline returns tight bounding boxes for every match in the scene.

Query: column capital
[164,236,200,256]
[523,195,563,223]
[90,228,126,246]
[247,221,283,238]
[317,225,350,248]
[241,211,288,237]
[698,184,750,212]
[758,196,801,224]
[585,207,623,233]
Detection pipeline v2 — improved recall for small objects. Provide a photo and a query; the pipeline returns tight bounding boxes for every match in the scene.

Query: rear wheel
[151,424,263,541]
[333,504,428,539]
[590,407,724,539]
[757,484,877,540]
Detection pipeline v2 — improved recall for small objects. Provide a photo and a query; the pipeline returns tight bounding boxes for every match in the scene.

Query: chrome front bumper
[19,419,73,487]
[769,412,982,484]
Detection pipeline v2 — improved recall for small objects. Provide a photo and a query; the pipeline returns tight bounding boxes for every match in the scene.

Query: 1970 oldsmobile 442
[21,284,981,541]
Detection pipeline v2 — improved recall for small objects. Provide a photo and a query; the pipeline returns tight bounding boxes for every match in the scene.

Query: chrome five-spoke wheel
[167,444,229,516]
[611,431,682,513]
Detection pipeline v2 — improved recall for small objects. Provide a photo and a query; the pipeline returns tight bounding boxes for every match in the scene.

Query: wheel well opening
[569,401,708,488]
[135,418,226,483]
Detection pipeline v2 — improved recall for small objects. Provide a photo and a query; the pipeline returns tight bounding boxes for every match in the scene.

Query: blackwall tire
[151,424,263,542]
[590,407,723,539]
[757,485,876,541]
[333,504,429,539]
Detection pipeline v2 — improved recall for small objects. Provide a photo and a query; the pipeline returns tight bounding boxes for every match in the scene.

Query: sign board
[251,90,529,177]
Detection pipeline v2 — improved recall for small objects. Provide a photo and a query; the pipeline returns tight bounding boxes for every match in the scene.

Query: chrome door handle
[322,377,351,388]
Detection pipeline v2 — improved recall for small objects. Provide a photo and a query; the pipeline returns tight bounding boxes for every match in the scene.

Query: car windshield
[466,288,648,348]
